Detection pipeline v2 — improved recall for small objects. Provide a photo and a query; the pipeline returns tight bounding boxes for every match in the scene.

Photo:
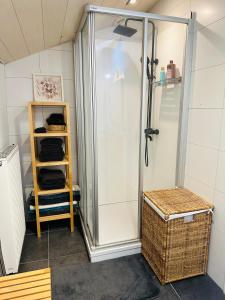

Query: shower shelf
[154,77,182,87]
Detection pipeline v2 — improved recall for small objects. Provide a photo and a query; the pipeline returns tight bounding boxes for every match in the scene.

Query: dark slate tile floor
[19,216,225,300]
[172,275,225,300]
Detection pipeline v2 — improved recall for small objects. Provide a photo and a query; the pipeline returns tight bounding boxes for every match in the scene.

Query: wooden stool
[0,268,52,299]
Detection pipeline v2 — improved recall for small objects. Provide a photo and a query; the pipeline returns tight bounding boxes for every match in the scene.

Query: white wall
[143,21,186,191]
[5,41,77,192]
[0,64,8,150]
[150,0,225,291]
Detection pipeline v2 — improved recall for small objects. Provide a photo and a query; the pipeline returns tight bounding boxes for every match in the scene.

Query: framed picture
[33,74,64,101]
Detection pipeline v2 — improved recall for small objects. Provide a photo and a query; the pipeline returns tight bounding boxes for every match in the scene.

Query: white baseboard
[90,241,141,263]
[80,215,141,263]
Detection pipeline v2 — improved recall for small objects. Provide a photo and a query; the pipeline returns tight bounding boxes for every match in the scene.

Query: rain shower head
[113,24,137,37]
[113,17,155,38]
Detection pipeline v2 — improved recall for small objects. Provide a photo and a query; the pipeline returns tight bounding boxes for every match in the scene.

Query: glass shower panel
[74,36,88,223]
[94,14,143,245]
[74,39,85,217]
[81,18,95,240]
[143,21,186,191]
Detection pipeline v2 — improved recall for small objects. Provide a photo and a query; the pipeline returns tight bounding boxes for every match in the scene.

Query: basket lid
[144,188,213,218]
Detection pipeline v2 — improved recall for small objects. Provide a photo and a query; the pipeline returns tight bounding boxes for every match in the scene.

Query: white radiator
[0,144,25,274]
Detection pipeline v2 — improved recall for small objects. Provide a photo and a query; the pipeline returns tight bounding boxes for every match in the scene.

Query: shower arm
[124,18,158,70]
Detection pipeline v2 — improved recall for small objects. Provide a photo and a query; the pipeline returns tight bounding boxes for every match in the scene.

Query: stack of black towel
[39,138,64,162]
[38,168,66,190]
[47,114,66,126]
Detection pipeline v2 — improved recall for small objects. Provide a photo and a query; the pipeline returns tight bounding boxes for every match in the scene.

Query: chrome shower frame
[74,5,196,258]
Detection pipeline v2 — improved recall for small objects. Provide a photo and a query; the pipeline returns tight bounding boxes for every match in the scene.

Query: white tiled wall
[5,41,77,192]
[0,64,8,151]
[150,0,225,292]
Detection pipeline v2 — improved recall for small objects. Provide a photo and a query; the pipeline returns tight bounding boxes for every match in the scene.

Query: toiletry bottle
[167,60,176,79]
[160,67,166,85]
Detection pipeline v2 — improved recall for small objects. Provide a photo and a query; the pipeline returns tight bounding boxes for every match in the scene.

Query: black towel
[39,151,64,162]
[39,138,65,162]
[39,148,64,155]
[29,191,80,206]
[39,182,65,190]
[40,138,63,147]
[35,127,46,133]
[38,168,66,190]
[39,147,63,153]
[46,114,66,125]
[38,168,65,182]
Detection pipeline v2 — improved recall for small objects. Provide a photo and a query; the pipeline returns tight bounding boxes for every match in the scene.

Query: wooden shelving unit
[35,158,69,167]
[33,131,68,137]
[28,101,74,238]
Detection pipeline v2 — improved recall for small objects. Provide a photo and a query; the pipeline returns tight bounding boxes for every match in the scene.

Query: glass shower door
[94,14,144,245]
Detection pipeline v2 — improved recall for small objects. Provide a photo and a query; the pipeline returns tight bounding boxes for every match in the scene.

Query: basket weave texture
[48,124,65,131]
[144,188,213,219]
[142,188,213,284]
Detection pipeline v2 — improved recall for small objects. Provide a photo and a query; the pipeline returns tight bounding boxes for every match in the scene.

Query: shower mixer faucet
[152,58,159,65]
[145,128,159,141]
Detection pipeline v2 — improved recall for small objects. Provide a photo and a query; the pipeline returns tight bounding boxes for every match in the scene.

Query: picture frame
[33,74,64,102]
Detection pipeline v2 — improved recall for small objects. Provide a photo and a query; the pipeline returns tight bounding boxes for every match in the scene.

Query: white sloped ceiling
[0,0,158,63]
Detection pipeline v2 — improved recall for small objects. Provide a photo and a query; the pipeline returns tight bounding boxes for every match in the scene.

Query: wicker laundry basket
[142,188,213,285]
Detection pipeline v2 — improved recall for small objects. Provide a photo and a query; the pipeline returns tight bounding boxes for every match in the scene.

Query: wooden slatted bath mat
[0,268,52,300]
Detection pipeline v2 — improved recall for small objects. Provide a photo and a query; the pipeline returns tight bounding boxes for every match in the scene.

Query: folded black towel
[29,191,80,206]
[38,138,65,162]
[46,114,66,125]
[39,147,63,153]
[39,148,64,155]
[38,168,65,182]
[35,127,46,133]
[39,182,65,190]
[40,138,63,147]
[39,151,64,162]
[38,168,66,190]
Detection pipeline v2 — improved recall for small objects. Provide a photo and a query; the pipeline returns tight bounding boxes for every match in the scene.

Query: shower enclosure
[74,5,195,261]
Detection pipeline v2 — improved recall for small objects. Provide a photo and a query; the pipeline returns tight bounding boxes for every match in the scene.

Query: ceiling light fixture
[126,0,137,5]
